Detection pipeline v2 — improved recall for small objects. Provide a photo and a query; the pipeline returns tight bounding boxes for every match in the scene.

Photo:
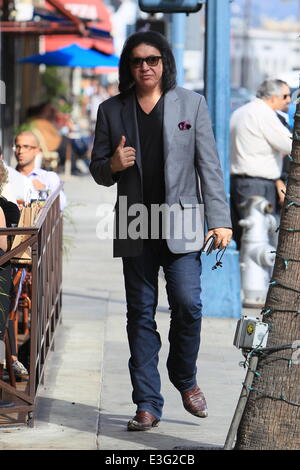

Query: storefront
[0,0,114,158]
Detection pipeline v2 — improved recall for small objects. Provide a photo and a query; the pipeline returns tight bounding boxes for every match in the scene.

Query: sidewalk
[0,174,246,450]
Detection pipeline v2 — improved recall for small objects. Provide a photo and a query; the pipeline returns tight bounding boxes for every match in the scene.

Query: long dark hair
[118,31,177,94]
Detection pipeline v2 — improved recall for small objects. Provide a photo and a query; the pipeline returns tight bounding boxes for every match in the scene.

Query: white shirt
[230,98,292,180]
[27,168,67,210]
[2,164,35,203]
[2,180,18,203]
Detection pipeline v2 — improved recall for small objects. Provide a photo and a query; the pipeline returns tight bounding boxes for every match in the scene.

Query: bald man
[14,131,66,209]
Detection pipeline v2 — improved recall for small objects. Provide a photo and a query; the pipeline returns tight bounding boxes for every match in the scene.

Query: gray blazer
[90,86,231,257]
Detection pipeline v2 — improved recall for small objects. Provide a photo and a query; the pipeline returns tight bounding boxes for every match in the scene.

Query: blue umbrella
[19,44,119,68]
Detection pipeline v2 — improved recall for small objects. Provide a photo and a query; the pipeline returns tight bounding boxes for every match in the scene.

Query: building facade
[231,21,300,92]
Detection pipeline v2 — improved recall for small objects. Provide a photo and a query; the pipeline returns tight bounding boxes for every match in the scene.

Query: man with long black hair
[90,31,232,431]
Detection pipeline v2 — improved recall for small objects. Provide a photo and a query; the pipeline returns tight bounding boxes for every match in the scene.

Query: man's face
[274,84,291,112]
[130,43,163,93]
[15,135,40,169]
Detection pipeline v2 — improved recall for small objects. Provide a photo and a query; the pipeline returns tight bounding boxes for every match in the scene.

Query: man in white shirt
[230,79,292,248]
[14,131,66,210]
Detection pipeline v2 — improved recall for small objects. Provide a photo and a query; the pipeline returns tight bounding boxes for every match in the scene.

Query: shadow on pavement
[98,412,221,450]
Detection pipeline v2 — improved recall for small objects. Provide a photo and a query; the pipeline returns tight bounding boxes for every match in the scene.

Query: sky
[231,0,300,25]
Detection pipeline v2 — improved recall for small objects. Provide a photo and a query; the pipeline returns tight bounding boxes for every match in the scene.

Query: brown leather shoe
[127,410,160,431]
[181,385,208,418]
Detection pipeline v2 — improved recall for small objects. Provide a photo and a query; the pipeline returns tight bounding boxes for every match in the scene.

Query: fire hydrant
[239,196,278,307]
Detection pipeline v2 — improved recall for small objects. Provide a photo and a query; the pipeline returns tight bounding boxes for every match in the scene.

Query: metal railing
[0,186,63,426]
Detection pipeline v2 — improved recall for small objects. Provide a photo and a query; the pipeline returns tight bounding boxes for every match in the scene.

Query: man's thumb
[118,135,126,148]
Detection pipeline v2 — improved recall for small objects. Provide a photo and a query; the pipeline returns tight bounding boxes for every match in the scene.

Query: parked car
[230,87,254,112]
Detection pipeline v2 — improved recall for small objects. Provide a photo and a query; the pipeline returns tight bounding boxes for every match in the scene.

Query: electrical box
[138,0,205,14]
[233,316,269,350]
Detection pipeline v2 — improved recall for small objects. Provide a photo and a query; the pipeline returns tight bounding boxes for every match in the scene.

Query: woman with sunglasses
[90,31,232,432]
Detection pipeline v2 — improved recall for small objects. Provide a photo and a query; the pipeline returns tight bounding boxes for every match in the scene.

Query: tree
[234,99,300,450]
[42,67,68,101]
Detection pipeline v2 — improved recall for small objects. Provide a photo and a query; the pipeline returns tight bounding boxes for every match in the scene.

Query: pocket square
[178,120,192,130]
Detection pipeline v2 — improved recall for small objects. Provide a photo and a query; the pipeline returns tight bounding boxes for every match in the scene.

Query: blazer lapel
[163,88,180,161]
[120,90,142,177]
[120,87,180,175]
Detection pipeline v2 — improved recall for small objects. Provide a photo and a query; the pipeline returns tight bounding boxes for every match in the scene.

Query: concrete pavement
[0,174,246,450]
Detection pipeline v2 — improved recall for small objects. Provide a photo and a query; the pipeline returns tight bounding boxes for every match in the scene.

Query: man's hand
[204,227,233,250]
[32,179,46,190]
[275,178,286,206]
[110,136,136,173]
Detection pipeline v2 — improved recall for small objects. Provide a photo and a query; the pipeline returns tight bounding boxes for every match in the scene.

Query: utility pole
[170,13,185,86]
[201,0,241,318]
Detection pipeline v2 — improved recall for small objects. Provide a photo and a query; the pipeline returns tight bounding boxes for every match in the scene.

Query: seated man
[14,131,67,210]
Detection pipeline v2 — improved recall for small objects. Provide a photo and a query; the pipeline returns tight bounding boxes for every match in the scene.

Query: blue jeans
[122,240,202,419]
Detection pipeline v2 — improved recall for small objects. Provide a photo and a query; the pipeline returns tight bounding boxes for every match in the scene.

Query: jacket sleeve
[194,96,232,230]
[89,104,120,187]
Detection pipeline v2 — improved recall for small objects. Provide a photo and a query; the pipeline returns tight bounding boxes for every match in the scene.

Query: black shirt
[136,94,165,208]
[0,197,20,227]
[136,95,165,240]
